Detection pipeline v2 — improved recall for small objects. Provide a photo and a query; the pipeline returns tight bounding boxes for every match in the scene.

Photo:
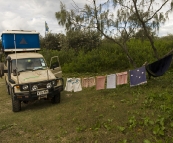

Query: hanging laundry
[64,78,73,92]
[82,78,89,88]
[116,71,128,85]
[145,54,173,78]
[106,74,116,89]
[129,66,147,87]
[96,76,106,90]
[88,77,95,87]
[73,78,82,92]
[65,78,82,92]
[82,77,96,88]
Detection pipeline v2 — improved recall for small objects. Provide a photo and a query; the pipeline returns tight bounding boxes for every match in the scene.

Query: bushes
[39,48,76,67]
[41,43,129,73]
[128,38,173,67]
[40,38,173,73]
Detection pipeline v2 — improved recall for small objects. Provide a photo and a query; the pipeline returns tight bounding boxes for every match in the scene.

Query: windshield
[12,58,47,72]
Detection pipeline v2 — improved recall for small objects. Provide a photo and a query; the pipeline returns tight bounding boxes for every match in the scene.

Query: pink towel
[82,78,89,87]
[96,76,106,90]
[116,71,128,85]
[88,77,95,87]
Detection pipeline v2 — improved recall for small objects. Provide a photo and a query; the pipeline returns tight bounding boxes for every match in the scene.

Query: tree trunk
[122,43,136,68]
[142,25,159,59]
[132,0,159,60]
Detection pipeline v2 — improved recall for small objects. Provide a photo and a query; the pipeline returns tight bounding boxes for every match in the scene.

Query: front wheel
[51,92,61,104]
[11,92,21,112]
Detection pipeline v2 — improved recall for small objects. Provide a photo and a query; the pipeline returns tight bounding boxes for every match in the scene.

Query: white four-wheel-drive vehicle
[0,30,64,112]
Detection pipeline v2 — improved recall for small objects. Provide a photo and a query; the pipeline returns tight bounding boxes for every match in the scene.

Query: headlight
[47,83,52,89]
[22,85,28,90]
[32,85,38,91]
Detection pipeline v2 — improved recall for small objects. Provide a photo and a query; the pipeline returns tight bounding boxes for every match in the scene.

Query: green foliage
[128,38,173,67]
[40,36,173,73]
[39,48,76,67]
[62,43,128,73]
[55,0,173,65]
[66,30,101,52]
[40,33,65,50]
[0,40,2,51]
[0,40,3,62]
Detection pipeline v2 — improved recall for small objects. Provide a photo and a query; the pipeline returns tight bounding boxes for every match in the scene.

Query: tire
[6,81,10,95]
[0,52,2,63]
[0,62,4,78]
[11,91,21,112]
[51,92,61,104]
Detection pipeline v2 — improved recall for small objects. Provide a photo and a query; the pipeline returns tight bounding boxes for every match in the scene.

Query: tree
[55,1,138,67]
[101,0,173,59]
[0,40,2,62]
[40,33,65,50]
[115,0,173,59]
[55,0,173,67]
[66,29,101,52]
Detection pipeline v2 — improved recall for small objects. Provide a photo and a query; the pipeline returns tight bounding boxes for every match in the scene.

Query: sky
[0,0,173,37]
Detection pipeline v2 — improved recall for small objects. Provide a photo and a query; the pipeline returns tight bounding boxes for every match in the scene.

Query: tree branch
[146,0,170,22]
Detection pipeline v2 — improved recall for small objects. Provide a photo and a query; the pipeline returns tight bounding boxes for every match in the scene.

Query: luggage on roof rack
[1,30,40,53]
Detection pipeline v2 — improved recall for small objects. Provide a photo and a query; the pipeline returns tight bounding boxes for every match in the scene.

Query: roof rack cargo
[1,30,40,53]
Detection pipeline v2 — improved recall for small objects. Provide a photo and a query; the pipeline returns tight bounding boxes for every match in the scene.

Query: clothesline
[64,66,147,92]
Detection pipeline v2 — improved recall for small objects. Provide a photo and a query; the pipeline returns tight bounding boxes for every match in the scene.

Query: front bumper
[12,78,64,101]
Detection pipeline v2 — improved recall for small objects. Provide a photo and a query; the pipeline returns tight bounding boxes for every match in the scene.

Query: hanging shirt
[65,78,82,92]
[106,74,116,89]
[116,71,128,85]
[64,78,73,92]
[96,76,106,90]
[73,78,82,92]
[129,66,147,87]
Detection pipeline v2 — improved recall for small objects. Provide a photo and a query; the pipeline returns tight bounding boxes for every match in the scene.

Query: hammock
[145,54,173,78]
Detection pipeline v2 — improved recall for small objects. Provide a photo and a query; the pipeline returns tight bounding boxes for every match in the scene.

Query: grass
[0,69,173,143]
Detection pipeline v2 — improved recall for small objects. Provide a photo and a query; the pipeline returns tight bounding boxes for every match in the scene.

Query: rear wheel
[51,92,60,104]
[0,63,4,78]
[6,81,10,95]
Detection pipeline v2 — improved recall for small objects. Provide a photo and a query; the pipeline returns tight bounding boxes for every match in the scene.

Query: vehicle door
[49,56,62,78]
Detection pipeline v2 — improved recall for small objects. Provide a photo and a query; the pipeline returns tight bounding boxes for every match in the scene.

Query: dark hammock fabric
[145,54,173,77]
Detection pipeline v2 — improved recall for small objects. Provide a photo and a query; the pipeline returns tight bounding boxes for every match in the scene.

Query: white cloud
[0,0,172,37]
[157,16,173,37]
